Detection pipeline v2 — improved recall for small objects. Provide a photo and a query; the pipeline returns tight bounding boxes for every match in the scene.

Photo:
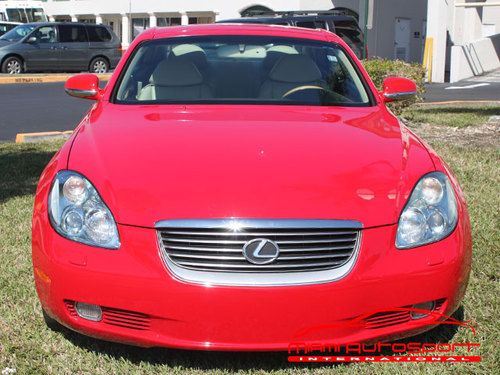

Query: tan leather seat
[262,45,298,72]
[259,54,326,99]
[169,44,209,71]
[137,60,213,101]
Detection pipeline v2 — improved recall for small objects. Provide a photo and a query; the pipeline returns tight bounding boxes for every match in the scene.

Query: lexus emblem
[242,238,280,265]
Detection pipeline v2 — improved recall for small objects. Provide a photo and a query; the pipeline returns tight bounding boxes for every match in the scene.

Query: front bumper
[32,216,471,351]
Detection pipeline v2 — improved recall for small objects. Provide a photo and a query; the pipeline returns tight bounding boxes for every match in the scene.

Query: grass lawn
[401,104,500,127]
[0,135,498,374]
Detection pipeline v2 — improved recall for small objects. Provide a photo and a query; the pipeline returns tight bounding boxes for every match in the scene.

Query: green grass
[0,140,498,374]
[401,105,500,127]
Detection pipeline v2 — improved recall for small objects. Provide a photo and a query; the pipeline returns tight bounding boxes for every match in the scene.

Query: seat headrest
[172,44,205,56]
[263,45,298,70]
[269,54,322,83]
[170,44,208,69]
[151,60,203,87]
[267,45,299,55]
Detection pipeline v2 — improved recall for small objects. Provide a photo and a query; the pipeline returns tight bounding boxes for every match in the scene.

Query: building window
[55,16,72,22]
[197,16,215,24]
[170,17,181,26]
[157,17,182,27]
[132,18,149,39]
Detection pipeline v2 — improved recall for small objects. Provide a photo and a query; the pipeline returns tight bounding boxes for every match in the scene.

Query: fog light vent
[75,302,102,321]
[411,301,436,320]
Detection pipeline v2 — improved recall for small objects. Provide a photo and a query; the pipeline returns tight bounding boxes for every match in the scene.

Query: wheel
[89,57,109,74]
[1,56,23,74]
[42,309,63,332]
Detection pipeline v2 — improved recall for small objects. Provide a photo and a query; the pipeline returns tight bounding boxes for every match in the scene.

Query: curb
[0,73,111,85]
[16,131,73,143]
[420,100,500,106]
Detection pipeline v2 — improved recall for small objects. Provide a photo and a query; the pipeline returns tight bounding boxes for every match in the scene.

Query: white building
[40,0,431,59]
[427,0,500,82]
[36,0,499,82]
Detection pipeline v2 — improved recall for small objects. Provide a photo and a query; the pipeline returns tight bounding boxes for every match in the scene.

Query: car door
[57,24,89,71]
[23,25,60,71]
[87,25,119,67]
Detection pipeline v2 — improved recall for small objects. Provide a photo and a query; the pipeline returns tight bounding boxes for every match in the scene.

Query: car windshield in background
[26,8,46,22]
[0,24,34,41]
[6,8,45,23]
[115,36,371,106]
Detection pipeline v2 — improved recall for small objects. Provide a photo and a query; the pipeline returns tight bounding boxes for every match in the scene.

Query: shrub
[362,58,426,113]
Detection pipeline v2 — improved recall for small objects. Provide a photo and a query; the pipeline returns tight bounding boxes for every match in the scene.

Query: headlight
[48,170,120,249]
[396,172,458,249]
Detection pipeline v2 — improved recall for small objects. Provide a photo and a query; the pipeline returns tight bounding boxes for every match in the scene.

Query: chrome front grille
[156,219,361,286]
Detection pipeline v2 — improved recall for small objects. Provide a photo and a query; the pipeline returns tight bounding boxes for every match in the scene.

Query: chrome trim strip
[156,219,362,287]
[155,218,362,229]
[162,236,356,245]
[383,91,417,101]
[162,229,357,236]
[65,88,97,98]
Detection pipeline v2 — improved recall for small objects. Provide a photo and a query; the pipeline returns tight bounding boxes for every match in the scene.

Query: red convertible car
[32,24,471,350]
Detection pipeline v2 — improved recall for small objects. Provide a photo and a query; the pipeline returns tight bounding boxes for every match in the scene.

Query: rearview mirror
[26,36,37,44]
[65,74,102,100]
[381,77,417,103]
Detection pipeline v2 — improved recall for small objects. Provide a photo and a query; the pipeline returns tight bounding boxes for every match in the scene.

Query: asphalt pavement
[1,69,499,142]
[0,82,92,142]
[424,69,500,103]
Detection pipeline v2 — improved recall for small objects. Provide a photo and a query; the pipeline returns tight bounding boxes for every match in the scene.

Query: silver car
[0,22,122,74]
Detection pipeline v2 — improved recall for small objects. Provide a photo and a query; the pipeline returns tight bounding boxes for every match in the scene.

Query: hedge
[362,58,426,113]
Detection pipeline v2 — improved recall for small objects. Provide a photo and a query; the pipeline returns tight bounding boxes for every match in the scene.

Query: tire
[1,56,23,74]
[42,309,62,332]
[89,57,109,74]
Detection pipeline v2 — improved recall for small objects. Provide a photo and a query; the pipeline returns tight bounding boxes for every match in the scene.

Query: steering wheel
[282,85,354,104]
[282,85,327,98]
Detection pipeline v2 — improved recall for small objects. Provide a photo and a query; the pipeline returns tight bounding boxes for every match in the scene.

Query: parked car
[0,21,21,37]
[218,10,366,59]
[0,22,121,74]
[32,24,471,351]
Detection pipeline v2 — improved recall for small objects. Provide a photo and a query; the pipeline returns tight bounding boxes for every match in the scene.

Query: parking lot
[0,82,90,141]
[424,69,500,103]
[1,71,499,142]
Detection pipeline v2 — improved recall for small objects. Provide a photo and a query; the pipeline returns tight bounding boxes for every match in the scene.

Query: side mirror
[381,77,417,103]
[26,36,37,44]
[64,74,102,100]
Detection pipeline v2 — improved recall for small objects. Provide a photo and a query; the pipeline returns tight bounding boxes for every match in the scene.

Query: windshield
[6,9,26,23]
[115,36,371,106]
[26,8,47,22]
[6,8,46,23]
[0,24,35,41]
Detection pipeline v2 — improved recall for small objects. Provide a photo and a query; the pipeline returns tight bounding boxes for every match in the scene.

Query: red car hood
[68,103,434,228]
